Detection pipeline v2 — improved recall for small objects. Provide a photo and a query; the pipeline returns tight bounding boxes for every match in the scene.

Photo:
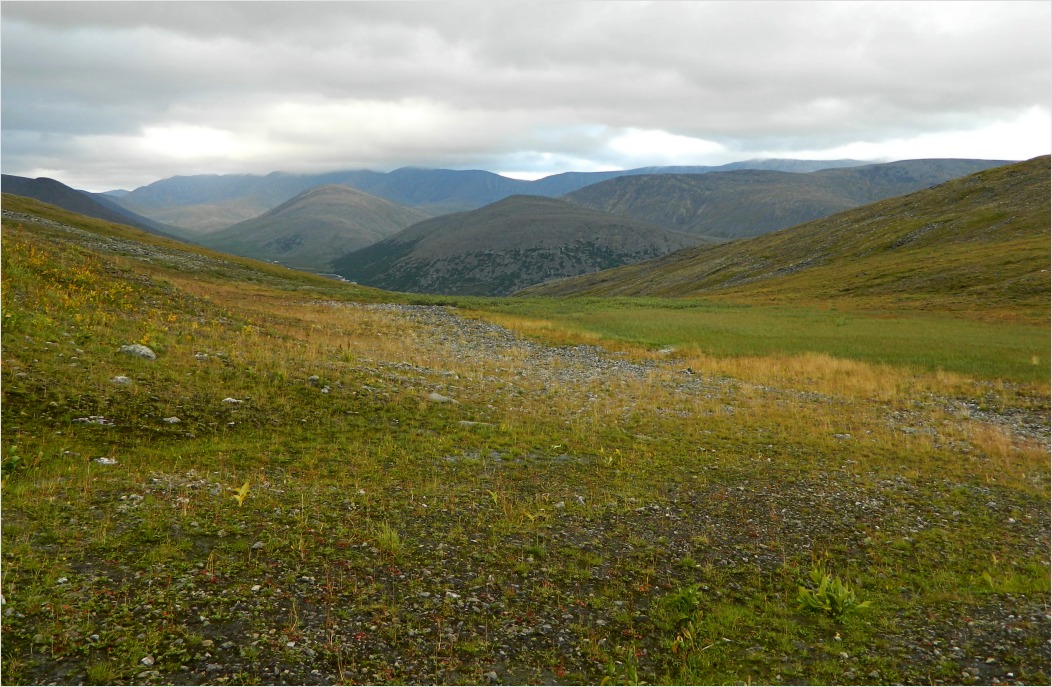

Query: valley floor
[1,210,1049,685]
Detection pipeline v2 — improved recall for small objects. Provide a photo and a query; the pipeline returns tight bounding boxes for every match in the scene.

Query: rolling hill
[521,155,1050,319]
[331,195,713,296]
[113,170,388,233]
[561,159,1013,239]
[109,159,869,232]
[200,185,432,272]
[1,174,187,240]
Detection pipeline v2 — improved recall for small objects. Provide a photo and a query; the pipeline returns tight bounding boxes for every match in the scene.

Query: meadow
[463,296,1050,384]
[1,201,1049,685]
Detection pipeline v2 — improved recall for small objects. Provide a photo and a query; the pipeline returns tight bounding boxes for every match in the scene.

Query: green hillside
[525,156,1050,322]
[562,159,1011,239]
[201,185,432,272]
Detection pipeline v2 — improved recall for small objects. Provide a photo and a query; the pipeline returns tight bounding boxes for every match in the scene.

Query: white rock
[162,417,181,424]
[222,397,243,404]
[428,392,458,404]
[119,344,156,360]
[140,656,155,667]
[111,375,132,385]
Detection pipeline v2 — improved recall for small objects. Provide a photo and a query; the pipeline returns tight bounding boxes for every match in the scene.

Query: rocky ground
[2,211,1049,684]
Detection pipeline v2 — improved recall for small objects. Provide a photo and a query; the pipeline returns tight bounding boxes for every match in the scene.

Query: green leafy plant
[231,481,251,507]
[602,644,645,686]
[2,446,23,480]
[651,583,704,633]
[797,567,871,620]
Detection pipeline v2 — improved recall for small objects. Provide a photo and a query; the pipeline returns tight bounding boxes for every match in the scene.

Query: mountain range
[0,157,1022,294]
[520,155,1051,318]
[3,155,1045,316]
[104,159,870,232]
[331,195,711,296]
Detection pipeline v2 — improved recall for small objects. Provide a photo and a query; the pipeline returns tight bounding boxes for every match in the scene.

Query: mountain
[520,156,1050,317]
[113,170,388,233]
[331,195,714,296]
[1,174,186,240]
[561,159,1013,239]
[200,185,432,272]
[110,159,870,232]
[350,167,528,216]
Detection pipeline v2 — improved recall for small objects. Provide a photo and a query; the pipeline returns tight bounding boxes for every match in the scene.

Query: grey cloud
[2,1,1048,190]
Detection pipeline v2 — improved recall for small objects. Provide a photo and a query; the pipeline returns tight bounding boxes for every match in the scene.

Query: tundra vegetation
[1,194,1049,685]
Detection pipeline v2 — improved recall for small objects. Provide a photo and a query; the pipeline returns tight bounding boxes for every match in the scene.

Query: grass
[1,200,1049,685]
[463,296,1050,385]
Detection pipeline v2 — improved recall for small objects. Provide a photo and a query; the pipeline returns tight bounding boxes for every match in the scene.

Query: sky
[2,1,1050,192]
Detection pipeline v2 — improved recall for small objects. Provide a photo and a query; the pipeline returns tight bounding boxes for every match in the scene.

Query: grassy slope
[561,159,1012,239]
[202,185,432,272]
[2,197,1048,686]
[525,156,1050,324]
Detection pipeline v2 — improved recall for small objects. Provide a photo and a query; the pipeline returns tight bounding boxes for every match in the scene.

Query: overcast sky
[2,1,1049,192]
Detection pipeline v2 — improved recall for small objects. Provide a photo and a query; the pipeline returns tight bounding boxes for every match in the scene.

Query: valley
[2,157,1010,291]
[1,177,1048,685]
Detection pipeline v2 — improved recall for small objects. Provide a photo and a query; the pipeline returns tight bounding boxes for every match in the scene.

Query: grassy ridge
[2,198,1048,685]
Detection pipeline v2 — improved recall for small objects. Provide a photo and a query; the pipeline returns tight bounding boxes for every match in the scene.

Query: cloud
[2,1,1048,191]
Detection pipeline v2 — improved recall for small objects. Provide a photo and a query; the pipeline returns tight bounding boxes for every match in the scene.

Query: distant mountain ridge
[109,159,871,232]
[521,155,1050,317]
[561,159,1013,239]
[200,185,432,272]
[332,195,713,296]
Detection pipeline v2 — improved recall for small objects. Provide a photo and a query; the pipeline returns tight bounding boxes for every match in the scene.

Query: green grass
[466,297,1050,384]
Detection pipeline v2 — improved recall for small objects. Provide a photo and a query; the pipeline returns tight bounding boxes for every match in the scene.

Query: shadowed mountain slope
[561,159,1013,239]
[200,185,432,272]
[1,174,186,240]
[331,195,713,296]
[521,156,1050,319]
